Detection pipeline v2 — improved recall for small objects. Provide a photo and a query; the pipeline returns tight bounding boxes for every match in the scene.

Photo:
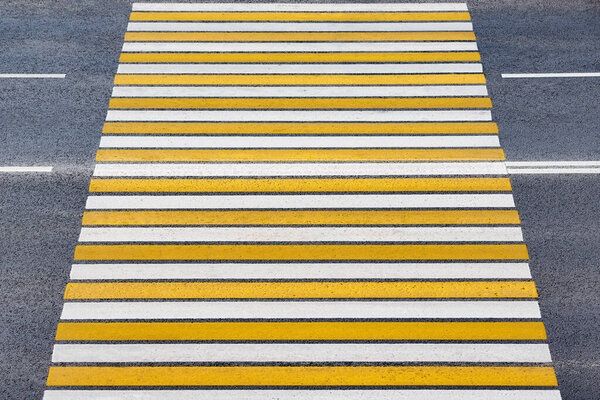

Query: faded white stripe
[131,3,470,12]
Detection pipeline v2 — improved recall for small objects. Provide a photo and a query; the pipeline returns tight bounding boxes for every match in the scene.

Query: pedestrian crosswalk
[45,2,561,398]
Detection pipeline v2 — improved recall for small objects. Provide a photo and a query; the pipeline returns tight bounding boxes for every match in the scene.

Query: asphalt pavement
[1,1,599,399]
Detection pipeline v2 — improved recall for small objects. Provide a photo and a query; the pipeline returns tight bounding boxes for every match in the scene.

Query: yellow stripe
[81,210,521,226]
[89,178,512,193]
[124,32,476,42]
[108,97,493,110]
[55,321,548,341]
[64,281,537,299]
[114,74,486,85]
[129,12,472,22]
[73,244,528,261]
[102,122,498,134]
[119,52,481,63]
[47,366,557,386]
[95,149,505,162]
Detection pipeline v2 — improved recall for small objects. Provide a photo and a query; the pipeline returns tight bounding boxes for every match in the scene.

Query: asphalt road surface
[1,1,599,399]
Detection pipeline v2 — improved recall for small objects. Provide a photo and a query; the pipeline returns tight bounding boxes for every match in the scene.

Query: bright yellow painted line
[81,210,521,226]
[119,52,482,63]
[47,366,557,386]
[108,97,492,110]
[129,12,472,22]
[73,244,529,261]
[64,281,537,299]
[95,149,505,162]
[124,32,476,42]
[114,74,486,85]
[102,122,498,134]
[55,321,548,341]
[89,177,512,193]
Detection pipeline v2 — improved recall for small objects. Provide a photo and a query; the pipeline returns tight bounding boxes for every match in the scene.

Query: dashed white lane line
[127,21,475,32]
[502,72,600,78]
[42,389,564,400]
[60,300,542,320]
[69,262,532,280]
[0,166,53,172]
[52,343,552,363]
[0,74,65,79]
[506,161,600,174]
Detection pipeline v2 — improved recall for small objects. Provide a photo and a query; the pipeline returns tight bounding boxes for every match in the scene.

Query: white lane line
[85,194,516,210]
[98,136,500,148]
[502,72,600,78]
[0,166,53,173]
[42,389,564,400]
[105,110,492,122]
[69,262,532,280]
[60,300,542,320]
[92,162,507,178]
[131,3,470,12]
[506,161,600,167]
[117,64,483,75]
[0,74,65,79]
[112,85,489,98]
[127,22,474,32]
[508,168,600,174]
[77,227,524,242]
[52,343,551,363]
[122,42,478,52]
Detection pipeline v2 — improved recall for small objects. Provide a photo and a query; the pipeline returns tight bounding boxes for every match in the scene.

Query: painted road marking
[0,74,65,79]
[503,72,600,78]
[69,262,532,280]
[127,22,475,32]
[0,166,53,172]
[43,390,563,400]
[60,300,542,320]
[84,194,516,209]
[112,85,489,97]
[45,3,560,397]
[116,63,484,74]
[507,161,600,174]
[51,343,552,363]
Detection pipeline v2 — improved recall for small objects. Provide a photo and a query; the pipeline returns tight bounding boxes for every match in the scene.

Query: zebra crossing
[45,2,561,398]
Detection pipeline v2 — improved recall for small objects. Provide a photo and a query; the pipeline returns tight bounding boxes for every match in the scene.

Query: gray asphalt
[0,1,599,399]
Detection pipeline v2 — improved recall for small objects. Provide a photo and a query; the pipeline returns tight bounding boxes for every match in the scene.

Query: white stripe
[508,168,600,174]
[131,3,470,12]
[0,74,65,78]
[105,110,492,122]
[0,166,53,172]
[60,300,542,320]
[502,72,600,78]
[85,194,516,210]
[77,227,523,242]
[43,389,564,400]
[52,343,551,363]
[127,22,474,32]
[112,85,489,97]
[117,64,483,74]
[98,136,500,148]
[121,42,478,52]
[92,162,507,178]
[69,262,532,280]
[506,161,600,167]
